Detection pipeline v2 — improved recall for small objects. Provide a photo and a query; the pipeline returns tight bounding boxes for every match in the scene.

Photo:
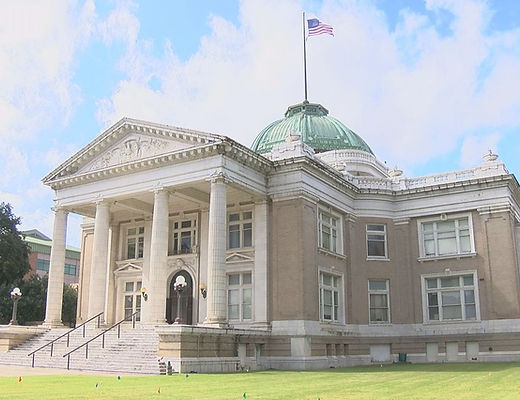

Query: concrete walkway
[0,365,141,377]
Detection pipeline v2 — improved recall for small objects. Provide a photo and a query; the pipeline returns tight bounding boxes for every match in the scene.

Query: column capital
[51,206,69,215]
[206,170,232,184]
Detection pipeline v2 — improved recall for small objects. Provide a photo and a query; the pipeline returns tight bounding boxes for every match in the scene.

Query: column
[205,176,227,324]
[254,200,269,325]
[43,208,68,326]
[142,189,169,324]
[87,201,110,322]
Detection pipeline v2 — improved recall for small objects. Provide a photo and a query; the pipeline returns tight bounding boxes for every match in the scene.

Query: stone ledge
[0,325,48,350]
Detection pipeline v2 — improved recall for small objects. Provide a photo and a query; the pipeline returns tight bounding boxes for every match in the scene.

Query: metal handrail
[62,311,138,370]
[28,312,104,368]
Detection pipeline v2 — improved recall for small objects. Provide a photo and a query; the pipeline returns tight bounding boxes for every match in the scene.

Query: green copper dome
[251,102,373,155]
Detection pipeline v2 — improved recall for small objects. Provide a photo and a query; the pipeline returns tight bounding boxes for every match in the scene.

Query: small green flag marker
[243,392,247,399]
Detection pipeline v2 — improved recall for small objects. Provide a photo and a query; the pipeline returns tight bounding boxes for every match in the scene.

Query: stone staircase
[0,325,162,374]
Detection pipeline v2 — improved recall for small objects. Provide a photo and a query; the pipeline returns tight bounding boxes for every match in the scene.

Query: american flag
[307,18,334,37]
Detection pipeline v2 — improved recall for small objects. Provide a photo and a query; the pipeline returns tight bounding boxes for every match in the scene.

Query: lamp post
[9,287,22,325]
[173,276,187,324]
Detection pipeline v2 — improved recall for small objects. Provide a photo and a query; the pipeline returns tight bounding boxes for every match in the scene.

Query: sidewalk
[0,365,139,377]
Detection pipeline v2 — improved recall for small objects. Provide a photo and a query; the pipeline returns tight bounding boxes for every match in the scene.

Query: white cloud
[460,132,501,168]
[0,0,96,143]
[95,0,520,172]
[0,147,30,186]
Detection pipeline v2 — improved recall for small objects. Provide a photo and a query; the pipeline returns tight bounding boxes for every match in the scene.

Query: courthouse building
[41,101,520,370]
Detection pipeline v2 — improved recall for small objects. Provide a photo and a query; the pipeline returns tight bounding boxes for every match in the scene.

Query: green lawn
[1,363,520,400]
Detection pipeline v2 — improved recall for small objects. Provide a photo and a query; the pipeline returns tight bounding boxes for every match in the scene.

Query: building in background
[23,229,80,285]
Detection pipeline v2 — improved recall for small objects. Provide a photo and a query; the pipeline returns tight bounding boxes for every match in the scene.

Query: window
[36,258,50,272]
[227,272,252,321]
[423,273,478,322]
[171,218,197,255]
[368,280,390,323]
[419,215,474,258]
[126,226,144,259]
[64,263,77,276]
[318,210,342,254]
[319,272,342,322]
[124,280,142,322]
[228,211,253,249]
[366,224,387,258]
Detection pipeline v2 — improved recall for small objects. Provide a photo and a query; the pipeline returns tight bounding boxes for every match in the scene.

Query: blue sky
[1,0,520,246]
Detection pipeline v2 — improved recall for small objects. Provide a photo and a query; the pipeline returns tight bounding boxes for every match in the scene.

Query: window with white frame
[423,273,478,322]
[319,271,342,322]
[227,272,252,321]
[419,215,474,258]
[228,211,253,249]
[124,280,142,322]
[171,217,197,255]
[318,210,342,254]
[126,226,144,259]
[366,224,387,258]
[368,279,390,323]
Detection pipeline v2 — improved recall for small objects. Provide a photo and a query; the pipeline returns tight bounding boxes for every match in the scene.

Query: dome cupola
[251,101,373,155]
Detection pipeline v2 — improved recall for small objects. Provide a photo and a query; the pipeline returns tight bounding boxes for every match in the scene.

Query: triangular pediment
[114,262,143,274]
[43,118,223,184]
[226,252,254,263]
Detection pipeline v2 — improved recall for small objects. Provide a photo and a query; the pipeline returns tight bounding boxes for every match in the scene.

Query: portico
[43,118,270,328]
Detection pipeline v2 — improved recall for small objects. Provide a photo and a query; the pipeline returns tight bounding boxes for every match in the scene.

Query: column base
[41,321,68,328]
[201,319,229,328]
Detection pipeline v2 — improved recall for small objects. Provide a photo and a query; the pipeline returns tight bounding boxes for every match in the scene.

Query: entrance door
[166,270,193,324]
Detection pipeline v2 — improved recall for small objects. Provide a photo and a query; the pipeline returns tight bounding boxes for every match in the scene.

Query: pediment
[78,132,190,174]
[226,252,254,264]
[114,261,143,274]
[43,118,222,184]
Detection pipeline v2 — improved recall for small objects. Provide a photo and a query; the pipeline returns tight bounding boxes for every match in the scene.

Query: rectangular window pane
[463,275,474,286]
[370,308,388,323]
[127,228,136,236]
[427,292,438,306]
[137,237,144,258]
[229,225,240,248]
[370,293,388,308]
[243,211,252,220]
[438,237,457,255]
[465,304,476,319]
[441,291,461,305]
[228,305,240,320]
[229,213,240,222]
[242,273,252,285]
[440,277,460,288]
[322,274,332,286]
[424,238,435,256]
[464,290,475,304]
[127,238,136,258]
[181,220,191,228]
[368,241,385,257]
[243,222,252,247]
[369,280,387,291]
[125,282,134,292]
[426,279,438,289]
[367,224,385,232]
[228,274,240,285]
[428,306,439,320]
[443,305,462,319]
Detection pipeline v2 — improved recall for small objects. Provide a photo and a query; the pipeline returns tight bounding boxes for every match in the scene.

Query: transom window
[366,224,387,259]
[126,226,144,259]
[227,272,252,321]
[228,211,253,249]
[124,280,142,322]
[171,218,197,255]
[318,210,342,254]
[419,215,474,258]
[368,280,390,324]
[423,273,478,322]
[319,272,342,322]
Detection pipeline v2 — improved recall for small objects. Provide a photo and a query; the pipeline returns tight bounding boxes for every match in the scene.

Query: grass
[1,363,520,400]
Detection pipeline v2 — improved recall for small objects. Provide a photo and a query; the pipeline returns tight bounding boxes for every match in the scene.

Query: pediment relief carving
[79,133,192,174]
[167,255,198,277]
[226,252,254,264]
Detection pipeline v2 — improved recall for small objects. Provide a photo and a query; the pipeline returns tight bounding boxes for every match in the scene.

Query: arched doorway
[166,270,193,324]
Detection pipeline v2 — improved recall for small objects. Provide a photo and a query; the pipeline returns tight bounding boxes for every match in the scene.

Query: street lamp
[9,287,22,325]
[173,276,187,324]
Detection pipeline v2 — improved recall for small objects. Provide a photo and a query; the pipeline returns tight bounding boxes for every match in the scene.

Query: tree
[0,202,30,285]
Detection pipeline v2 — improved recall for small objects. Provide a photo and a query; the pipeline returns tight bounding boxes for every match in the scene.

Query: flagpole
[302,12,308,102]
